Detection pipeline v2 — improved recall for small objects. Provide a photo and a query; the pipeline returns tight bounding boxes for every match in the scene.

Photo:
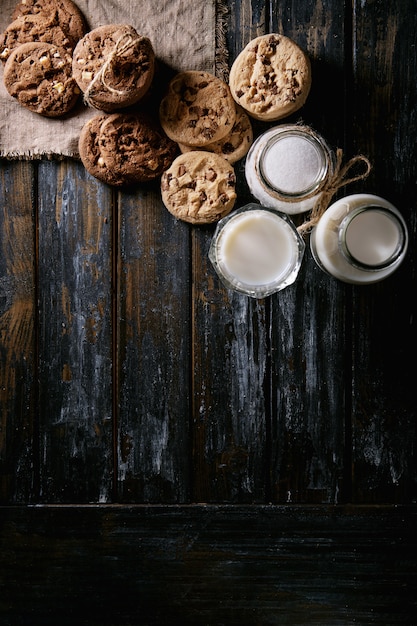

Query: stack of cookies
[159,70,253,166]
[0,0,87,117]
[72,24,155,113]
[78,110,178,187]
[74,23,179,186]
[158,70,244,224]
[228,33,312,122]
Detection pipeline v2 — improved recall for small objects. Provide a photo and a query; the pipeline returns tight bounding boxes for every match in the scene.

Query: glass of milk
[310,193,409,284]
[245,125,335,215]
[209,203,305,298]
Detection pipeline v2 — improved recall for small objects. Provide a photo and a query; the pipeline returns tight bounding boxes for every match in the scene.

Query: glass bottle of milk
[209,203,305,298]
[310,193,408,284]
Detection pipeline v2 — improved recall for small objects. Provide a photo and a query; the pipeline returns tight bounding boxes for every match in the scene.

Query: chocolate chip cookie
[79,112,178,186]
[161,151,237,224]
[229,33,311,121]
[0,13,73,64]
[72,24,155,111]
[11,0,87,48]
[0,15,76,63]
[178,106,253,164]
[3,41,80,117]
[159,70,236,147]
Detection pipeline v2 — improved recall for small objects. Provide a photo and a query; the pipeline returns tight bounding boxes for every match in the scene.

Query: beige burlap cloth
[0,0,226,159]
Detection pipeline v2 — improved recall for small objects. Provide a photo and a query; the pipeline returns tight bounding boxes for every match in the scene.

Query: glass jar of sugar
[208,203,305,298]
[245,125,335,215]
[310,193,408,284]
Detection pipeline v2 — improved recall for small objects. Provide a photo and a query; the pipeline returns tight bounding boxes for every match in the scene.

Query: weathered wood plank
[1,504,416,625]
[37,161,113,503]
[116,185,191,503]
[191,0,270,503]
[191,266,269,503]
[266,1,348,503]
[350,0,417,503]
[0,161,36,503]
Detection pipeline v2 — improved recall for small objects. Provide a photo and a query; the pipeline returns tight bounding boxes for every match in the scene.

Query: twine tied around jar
[83,32,147,108]
[297,149,372,236]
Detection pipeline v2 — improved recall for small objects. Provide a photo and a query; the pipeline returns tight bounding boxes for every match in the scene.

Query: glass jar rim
[208,204,306,297]
[338,205,408,271]
[257,127,332,201]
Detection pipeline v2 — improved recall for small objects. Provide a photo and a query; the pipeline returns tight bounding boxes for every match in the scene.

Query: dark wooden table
[1,1,416,624]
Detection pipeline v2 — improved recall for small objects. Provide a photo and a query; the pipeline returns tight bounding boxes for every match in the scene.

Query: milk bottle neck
[338,206,407,272]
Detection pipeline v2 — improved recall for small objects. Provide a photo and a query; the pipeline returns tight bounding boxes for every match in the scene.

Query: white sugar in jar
[209,203,305,298]
[310,194,408,284]
[245,125,335,215]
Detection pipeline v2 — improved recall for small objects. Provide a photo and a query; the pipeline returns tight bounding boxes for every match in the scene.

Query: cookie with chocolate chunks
[72,24,155,111]
[178,106,253,164]
[3,41,80,117]
[0,13,73,64]
[229,33,311,121]
[159,70,236,147]
[161,151,237,224]
[79,112,178,186]
[11,0,87,48]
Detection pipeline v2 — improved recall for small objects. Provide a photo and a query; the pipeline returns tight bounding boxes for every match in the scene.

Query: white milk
[245,125,334,215]
[343,209,401,266]
[310,194,408,284]
[209,204,305,297]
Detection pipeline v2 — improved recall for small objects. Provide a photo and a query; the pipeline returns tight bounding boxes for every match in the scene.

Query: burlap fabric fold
[0,0,226,159]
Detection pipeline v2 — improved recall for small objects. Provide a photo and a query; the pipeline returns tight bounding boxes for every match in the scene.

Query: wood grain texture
[37,161,113,503]
[0,161,36,503]
[191,242,268,502]
[191,0,269,504]
[349,0,417,503]
[117,185,191,503]
[267,1,348,504]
